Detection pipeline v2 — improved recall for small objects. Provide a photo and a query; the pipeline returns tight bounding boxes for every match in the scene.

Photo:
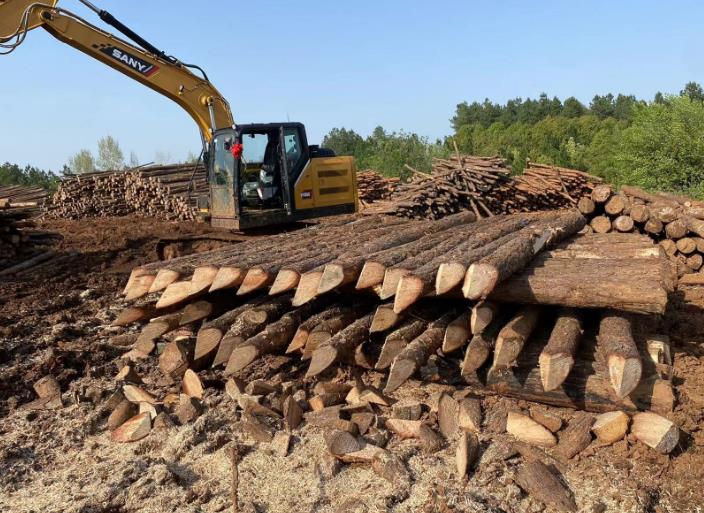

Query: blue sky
[1,0,702,171]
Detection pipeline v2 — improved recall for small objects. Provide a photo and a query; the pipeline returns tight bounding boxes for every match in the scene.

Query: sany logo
[99,46,159,77]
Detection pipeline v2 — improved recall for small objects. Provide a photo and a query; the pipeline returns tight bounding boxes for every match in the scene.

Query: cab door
[209,130,238,223]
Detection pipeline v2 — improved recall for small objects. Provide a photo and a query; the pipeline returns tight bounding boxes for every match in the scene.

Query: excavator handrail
[0,0,234,145]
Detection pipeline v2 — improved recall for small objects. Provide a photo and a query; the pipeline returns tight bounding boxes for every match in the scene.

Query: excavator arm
[0,0,234,144]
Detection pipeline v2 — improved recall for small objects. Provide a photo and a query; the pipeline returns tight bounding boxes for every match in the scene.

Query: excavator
[0,0,358,230]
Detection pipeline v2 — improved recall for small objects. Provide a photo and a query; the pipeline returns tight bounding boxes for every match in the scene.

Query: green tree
[615,95,704,195]
[322,128,365,156]
[680,81,704,102]
[68,149,95,174]
[0,162,60,190]
[96,135,124,170]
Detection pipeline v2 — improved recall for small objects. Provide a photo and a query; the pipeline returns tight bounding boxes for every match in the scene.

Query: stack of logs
[0,184,48,216]
[356,169,399,205]
[44,164,206,221]
[0,202,59,274]
[507,162,602,213]
[112,211,672,423]
[369,155,602,220]
[579,184,704,277]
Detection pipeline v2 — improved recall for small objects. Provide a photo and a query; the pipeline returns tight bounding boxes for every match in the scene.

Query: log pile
[110,210,673,421]
[367,156,602,220]
[0,202,59,273]
[508,162,602,213]
[356,169,399,205]
[44,164,206,221]
[0,184,48,217]
[579,184,704,278]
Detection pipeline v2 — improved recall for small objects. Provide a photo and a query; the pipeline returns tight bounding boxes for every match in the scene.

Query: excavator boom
[0,0,234,143]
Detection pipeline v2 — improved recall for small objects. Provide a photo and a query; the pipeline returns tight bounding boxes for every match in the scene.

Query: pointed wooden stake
[209,266,245,292]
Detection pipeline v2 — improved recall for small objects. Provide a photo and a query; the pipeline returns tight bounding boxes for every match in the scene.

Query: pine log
[605,194,629,216]
[630,204,650,223]
[576,197,595,216]
[553,414,594,460]
[369,302,403,333]
[442,311,471,353]
[470,301,498,334]
[591,184,612,203]
[644,217,663,235]
[385,312,456,393]
[612,215,634,232]
[285,304,345,354]
[306,313,374,377]
[227,300,328,372]
[676,237,696,254]
[686,253,703,270]
[590,216,612,234]
[665,218,688,239]
[489,235,670,315]
[377,216,528,299]
[376,319,429,370]
[461,308,513,376]
[514,460,577,513]
[491,306,541,371]
[317,212,476,294]
[355,213,482,290]
[463,210,586,300]
[539,308,583,392]
[193,297,267,368]
[598,312,642,399]
[413,215,553,300]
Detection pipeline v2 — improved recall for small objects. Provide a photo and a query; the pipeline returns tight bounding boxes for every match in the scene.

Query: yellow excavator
[0,0,358,230]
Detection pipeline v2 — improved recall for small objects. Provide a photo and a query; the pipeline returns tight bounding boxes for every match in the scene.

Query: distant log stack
[0,184,48,217]
[0,202,59,273]
[578,184,704,278]
[44,164,206,221]
[356,169,399,205]
[365,155,602,220]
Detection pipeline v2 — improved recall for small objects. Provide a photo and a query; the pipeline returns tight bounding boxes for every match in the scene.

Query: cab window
[284,128,303,170]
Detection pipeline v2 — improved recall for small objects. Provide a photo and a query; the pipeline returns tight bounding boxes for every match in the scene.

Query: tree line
[5,82,704,198]
[323,82,704,199]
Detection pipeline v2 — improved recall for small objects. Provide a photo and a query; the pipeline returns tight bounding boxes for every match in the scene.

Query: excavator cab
[208,123,358,230]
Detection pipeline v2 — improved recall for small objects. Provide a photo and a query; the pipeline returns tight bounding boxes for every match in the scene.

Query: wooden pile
[356,169,399,205]
[44,164,206,221]
[580,184,704,277]
[367,156,602,220]
[0,202,59,273]
[506,163,602,213]
[370,155,511,219]
[110,211,673,422]
[0,184,48,217]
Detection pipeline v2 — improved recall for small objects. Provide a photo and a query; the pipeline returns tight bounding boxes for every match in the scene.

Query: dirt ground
[1,216,704,513]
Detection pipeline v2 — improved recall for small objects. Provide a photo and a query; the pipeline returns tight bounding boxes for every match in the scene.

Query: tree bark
[539,308,583,392]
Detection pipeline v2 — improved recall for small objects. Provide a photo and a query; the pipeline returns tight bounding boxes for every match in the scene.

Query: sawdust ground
[1,217,704,513]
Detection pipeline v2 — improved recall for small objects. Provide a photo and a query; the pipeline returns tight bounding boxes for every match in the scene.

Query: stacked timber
[506,162,603,213]
[0,184,48,216]
[368,155,602,220]
[0,202,59,273]
[356,169,399,205]
[579,184,704,277]
[112,210,673,418]
[44,164,206,221]
[370,155,511,219]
